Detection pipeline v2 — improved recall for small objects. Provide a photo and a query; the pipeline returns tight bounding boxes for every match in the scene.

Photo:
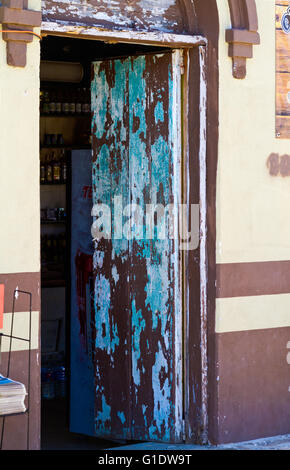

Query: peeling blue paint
[154,101,165,124]
[132,299,146,387]
[94,274,111,350]
[142,405,148,428]
[144,254,170,332]
[96,395,111,432]
[117,411,126,425]
[149,343,172,441]
[91,65,108,140]
[91,52,183,443]
[94,275,119,354]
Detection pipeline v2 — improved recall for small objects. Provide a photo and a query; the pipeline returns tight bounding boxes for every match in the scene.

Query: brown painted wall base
[214,327,290,444]
[0,272,40,313]
[0,272,40,449]
[0,350,40,450]
[217,261,290,298]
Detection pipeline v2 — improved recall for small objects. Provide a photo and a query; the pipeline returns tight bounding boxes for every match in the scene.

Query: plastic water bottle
[41,367,55,400]
[53,366,66,398]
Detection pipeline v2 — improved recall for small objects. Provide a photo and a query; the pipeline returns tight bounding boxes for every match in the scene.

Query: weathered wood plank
[276,1,290,138]
[128,52,183,442]
[42,0,186,34]
[276,114,290,138]
[276,71,290,116]
[41,21,206,48]
[91,51,183,442]
[276,3,290,30]
[91,57,132,440]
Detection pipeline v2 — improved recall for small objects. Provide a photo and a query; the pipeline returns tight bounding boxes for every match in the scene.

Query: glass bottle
[76,88,82,114]
[69,88,76,114]
[81,88,87,114]
[60,149,67,183]
[43,91,50,114]
[40,154,46,184]
[52,151,61,184]
[85,88,91,114]
[62,90,69,114]
[49,90,56,114]
[40,91,44,114]
[46,153,53,184]
[56,89,62,114]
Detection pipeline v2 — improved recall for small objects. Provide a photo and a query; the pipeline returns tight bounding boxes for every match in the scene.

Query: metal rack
[0,289,32,450]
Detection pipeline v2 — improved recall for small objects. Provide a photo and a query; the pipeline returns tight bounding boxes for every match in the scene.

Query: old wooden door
[91,51,183,443]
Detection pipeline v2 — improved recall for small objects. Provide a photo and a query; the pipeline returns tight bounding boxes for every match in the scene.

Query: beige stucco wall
[0,2,41,450]
[216,293,290,332]
[216,0,290,334]
[0,0,41,275]
[217,0,290,265]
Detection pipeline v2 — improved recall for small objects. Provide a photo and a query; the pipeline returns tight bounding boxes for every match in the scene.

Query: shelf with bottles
[41,233,66,278]
[40,113,90,119]
[42,279,66,288]
[40,148,68,185]
[41,145,91,151]
[41,363,67,400]
[41,207,67,225]
[41,183,66,188]
[41,263,66,287]
[41,221,66,226]
[41,130,91,150]
[40,86,91,116]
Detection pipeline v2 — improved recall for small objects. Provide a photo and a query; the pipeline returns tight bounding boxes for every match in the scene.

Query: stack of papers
[0,374,27,416]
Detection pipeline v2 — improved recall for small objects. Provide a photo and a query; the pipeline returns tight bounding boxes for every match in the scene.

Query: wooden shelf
[42,264,66,288]
[42,279,66,288]
[40,183,66,187]
[41,220,66,225]
[40,113,90,118]
[40,145,91,150]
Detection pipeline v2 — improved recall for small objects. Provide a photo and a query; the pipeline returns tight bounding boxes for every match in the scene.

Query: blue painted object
[70,150,95,437]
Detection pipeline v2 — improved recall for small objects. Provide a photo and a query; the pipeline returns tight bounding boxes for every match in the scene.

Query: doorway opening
[39,35,171,449]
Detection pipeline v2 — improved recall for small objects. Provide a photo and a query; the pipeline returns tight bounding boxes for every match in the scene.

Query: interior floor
[41,398,121,450]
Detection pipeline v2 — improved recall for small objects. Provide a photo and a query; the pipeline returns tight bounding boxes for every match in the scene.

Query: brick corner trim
[226,0,260,79]
[0,0,41,67]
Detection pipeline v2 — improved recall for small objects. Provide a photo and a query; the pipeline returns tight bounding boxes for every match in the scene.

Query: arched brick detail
[226,0,260,79]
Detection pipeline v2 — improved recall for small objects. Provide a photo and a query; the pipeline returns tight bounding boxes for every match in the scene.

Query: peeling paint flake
[42,0,183,33]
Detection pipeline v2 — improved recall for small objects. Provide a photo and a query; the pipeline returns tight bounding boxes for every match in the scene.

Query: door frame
[40,22,209,444]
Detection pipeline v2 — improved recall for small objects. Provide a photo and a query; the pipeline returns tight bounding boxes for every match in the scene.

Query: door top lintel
[41,21,207,49]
